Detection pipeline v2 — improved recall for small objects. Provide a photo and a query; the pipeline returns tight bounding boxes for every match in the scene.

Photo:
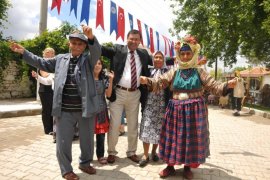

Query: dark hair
[97,58,108,80]
[127,29,142,39]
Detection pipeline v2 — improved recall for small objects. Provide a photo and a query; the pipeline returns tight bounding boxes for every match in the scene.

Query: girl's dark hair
[98,58,108,80]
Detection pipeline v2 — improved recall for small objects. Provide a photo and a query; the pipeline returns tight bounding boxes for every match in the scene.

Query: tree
[0,0,11,39]
[169,0,270,67]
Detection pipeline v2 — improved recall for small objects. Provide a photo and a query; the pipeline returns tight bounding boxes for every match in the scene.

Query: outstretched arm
[10,42,56,73]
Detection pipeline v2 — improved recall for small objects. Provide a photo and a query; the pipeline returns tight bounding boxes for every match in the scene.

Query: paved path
[0,106,270,179]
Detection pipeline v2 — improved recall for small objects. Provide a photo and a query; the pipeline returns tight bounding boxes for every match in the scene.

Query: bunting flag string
[51,0,62,15]
[149,27,154,53]
[69,0,78,18]
[80,0,91,24]
[117,6,125,41]
[110,1,117,35]
[137,19,144,46]
[128,13,133,31]
[96,0,104,30]
[50,0,175,56]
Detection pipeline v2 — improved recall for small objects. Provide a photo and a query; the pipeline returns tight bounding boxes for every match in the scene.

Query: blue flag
[110,1,117,35]
[128,13,133,30]
[80,0,91,24]
[144,24,150,48]
[156,31,160,51]
[70,0,78,18]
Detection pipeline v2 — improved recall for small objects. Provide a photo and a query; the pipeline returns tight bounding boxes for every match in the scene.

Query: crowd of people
[9,25,237,180]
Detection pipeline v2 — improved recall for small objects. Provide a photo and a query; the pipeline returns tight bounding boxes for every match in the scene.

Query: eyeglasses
[180,52,192,56]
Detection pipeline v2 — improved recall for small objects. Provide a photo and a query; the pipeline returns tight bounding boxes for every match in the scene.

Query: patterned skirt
[95,108,110,134]
[159,97,210,167]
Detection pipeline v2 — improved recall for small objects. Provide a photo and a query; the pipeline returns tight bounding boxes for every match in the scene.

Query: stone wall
[0,61,33,99]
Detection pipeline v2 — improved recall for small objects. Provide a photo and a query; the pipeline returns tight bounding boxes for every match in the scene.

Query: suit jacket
[22,37,101,118]
[101,44,152,110]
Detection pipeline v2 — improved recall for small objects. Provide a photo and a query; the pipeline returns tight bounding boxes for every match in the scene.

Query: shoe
[151,153,159,162]
[119,131,125,136]
[183,166,193,179]
[107,155,116,164]
[73,135,79,141]
[139,156,149,167]
[63,171,79,180]
[159,166,176,178]
[128,154,140,163]
[98,157,108,165]
[79,165,96,175]
[233,111,240,116]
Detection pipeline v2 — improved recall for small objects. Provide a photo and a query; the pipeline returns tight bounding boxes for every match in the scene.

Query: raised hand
[9,42,25,54]
[81,24,94,40]
[31,71,38,78]
[107,71,114,81]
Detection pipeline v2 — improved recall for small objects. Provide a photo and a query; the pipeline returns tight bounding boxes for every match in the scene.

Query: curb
[0,109,41,119]
[242,107,270,119]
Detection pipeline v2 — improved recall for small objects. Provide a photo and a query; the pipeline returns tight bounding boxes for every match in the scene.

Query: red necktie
[130,51,137,89]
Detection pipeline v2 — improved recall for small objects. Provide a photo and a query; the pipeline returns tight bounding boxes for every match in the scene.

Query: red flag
[117,6,125,41]
[96,0,104,30]
[137,19,144,46]
[51,0,62,14]
[149,27,155,53]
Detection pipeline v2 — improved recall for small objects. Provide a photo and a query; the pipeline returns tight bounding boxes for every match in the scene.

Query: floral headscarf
[175,35,201,69]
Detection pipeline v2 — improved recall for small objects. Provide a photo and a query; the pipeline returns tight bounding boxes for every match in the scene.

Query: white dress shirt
[118,48,142,88]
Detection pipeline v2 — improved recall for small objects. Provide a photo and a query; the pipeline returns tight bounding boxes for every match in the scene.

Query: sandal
[98,157,108,165]
[159,166,176,178]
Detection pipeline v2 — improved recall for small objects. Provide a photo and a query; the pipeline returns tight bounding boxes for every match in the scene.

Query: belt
[116,85,138,92]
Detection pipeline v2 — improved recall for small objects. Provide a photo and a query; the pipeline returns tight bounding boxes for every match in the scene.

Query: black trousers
[39,92,54,134]
[232,96,242,111]
[96,133,105,158]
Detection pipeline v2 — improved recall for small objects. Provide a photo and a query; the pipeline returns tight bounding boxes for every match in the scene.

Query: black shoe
[233,112,240,116]
[152,153,159,162]
[73,135,79,141]
[119,131,125,136]
[139,157,149,167]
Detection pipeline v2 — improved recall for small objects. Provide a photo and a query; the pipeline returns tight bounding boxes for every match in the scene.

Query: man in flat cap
[10,25,101,180]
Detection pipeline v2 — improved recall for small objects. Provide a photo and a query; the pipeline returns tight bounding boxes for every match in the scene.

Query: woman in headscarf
[140,35,236,179]
[138,51,171,167]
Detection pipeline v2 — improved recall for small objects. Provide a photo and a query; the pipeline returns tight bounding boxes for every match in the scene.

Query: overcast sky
[2,0,247,69]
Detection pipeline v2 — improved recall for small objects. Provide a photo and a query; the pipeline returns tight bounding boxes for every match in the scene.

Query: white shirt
[118,48,142,88]
[37,73,55,90]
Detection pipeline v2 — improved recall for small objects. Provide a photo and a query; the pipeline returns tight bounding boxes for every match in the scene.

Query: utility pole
[39,0,48,35]
[36,0,48,101]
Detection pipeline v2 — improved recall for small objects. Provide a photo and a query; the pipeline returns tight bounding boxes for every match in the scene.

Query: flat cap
[69,33,88,43]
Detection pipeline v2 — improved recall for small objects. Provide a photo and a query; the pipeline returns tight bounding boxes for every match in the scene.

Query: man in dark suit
[101,30,152,164]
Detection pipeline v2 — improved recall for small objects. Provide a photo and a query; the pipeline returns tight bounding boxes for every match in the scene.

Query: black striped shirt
[61,57,82,112]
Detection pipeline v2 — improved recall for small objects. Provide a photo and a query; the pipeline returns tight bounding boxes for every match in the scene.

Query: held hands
[227,79,237,88]
[81,24,94,40]
[140,76,148,85]
[10,42,25,54]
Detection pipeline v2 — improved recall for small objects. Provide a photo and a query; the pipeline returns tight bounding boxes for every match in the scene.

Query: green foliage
[170,0,270,67]
[209,68,223,81]
[101,42,114,70]
[0,0,11,38]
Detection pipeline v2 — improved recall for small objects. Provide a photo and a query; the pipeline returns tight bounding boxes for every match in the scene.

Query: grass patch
[244,103,270,112]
